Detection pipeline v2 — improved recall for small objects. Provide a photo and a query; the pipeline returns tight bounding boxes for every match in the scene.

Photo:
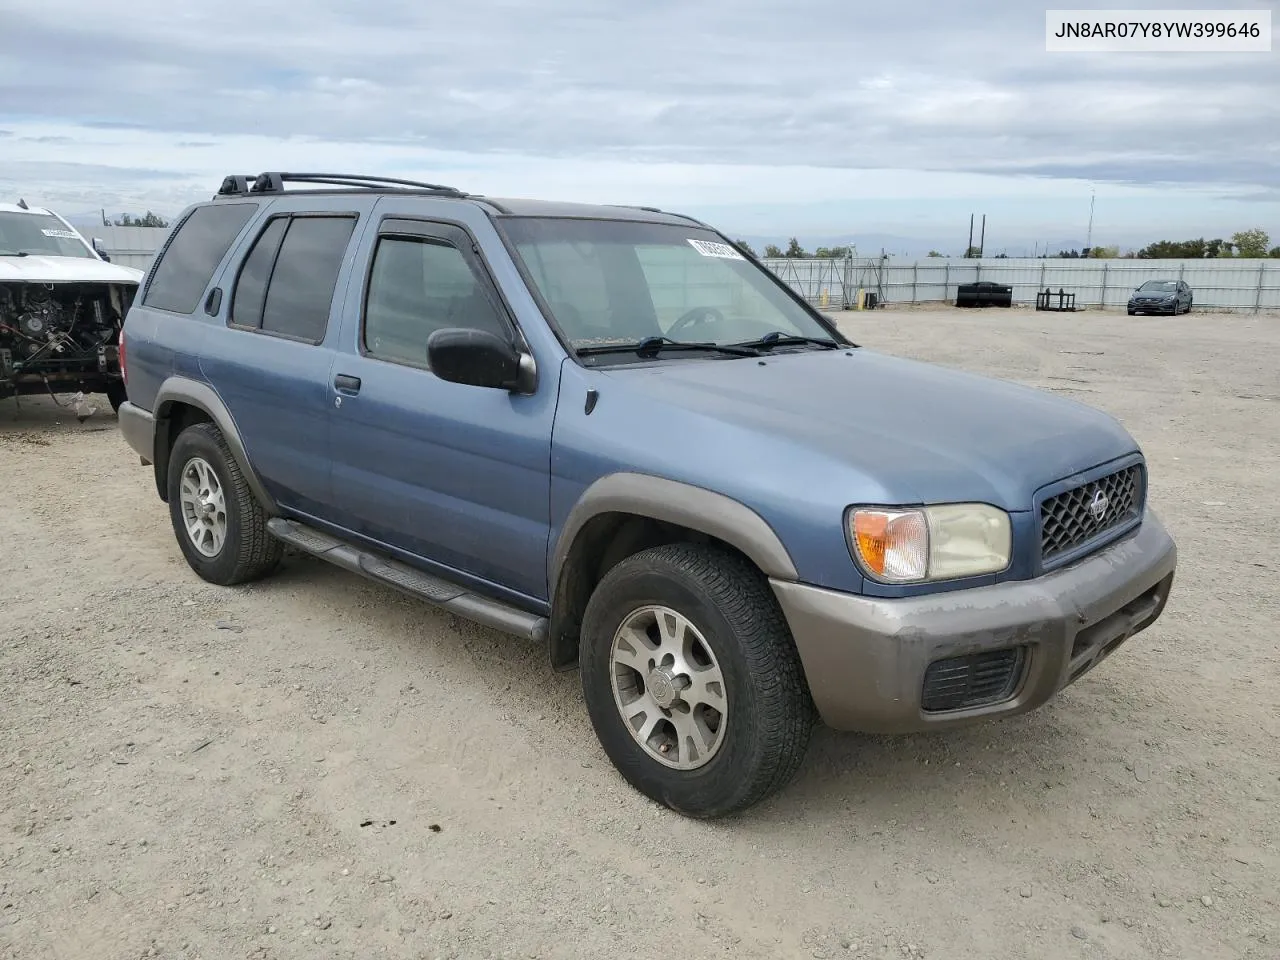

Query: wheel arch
[548,473,799,670]
[151,376,278,514]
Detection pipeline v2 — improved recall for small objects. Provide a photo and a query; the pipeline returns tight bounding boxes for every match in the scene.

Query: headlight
[846,503,1012,583]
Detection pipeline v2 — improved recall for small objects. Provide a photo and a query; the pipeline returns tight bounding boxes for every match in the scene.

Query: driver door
[325,215,559,604]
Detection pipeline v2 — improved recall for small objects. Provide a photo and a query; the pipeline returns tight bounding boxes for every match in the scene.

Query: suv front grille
[921,647,1025,713]
[1040,464,1143,563]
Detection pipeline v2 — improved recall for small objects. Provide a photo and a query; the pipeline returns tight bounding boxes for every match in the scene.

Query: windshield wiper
[0,251,30,257]
[575,335,760,359]
[730,331,841,351]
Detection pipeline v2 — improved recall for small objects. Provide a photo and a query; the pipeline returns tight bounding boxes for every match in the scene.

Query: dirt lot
[2,306,1278,960]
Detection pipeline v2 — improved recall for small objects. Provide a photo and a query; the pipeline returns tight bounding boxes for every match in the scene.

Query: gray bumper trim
[772,510,1177,734]
[118,400,155,464]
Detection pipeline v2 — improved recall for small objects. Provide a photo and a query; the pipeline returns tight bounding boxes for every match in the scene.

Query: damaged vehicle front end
[1,203,145,411]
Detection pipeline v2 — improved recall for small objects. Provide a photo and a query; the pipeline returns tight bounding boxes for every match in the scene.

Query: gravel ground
[2,306,1278,960]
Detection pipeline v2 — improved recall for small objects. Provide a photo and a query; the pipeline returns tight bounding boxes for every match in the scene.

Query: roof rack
[216,172,468,198]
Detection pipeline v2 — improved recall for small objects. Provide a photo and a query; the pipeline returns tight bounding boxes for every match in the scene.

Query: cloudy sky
[1,0,1277,253]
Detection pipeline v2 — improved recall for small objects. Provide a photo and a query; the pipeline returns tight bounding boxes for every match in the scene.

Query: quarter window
[143,202,258,315]
[363,234,508,367]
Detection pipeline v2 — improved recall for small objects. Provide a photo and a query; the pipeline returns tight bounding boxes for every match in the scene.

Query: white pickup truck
[1,200,145,411]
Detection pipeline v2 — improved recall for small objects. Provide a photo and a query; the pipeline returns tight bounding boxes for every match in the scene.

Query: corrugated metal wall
[761,256,1280,311]
[89,224,170,272]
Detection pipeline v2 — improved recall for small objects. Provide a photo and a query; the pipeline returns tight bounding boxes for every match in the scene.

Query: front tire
[166,422,283,586]
[580,543,814,818]
[105,380,127,414]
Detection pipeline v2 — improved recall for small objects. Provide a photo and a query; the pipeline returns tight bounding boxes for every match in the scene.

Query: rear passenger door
[200,196,373,516]
[325,212,559,604]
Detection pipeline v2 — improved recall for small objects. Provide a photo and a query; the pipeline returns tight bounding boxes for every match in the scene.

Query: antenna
[17,198,28,210]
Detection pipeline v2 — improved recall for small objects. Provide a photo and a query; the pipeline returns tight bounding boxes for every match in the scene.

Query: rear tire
[580,542,814,818]
[166,422,283,586]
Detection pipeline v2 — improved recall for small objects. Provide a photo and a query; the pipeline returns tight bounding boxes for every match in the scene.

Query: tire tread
[583,542,814,817]
[169,422,282,585]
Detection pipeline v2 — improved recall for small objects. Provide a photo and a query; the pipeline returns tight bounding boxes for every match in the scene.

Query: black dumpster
[956,281,1013,308]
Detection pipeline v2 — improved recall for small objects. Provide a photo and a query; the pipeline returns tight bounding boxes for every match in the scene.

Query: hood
[0,254,144,285]
[595,347,1138,510]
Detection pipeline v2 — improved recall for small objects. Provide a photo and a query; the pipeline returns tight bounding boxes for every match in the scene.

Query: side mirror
[427,328,531,391]
[92,237,112,262]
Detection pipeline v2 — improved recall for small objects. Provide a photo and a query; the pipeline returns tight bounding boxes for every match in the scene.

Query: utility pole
[967,214,974,258]
[978,215,986,258]
[1085,188,1095,252]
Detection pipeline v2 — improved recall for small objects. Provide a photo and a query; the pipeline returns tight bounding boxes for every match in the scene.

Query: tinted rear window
[143,203,258,314]
[260,215,357,341]
[230,216,288,328]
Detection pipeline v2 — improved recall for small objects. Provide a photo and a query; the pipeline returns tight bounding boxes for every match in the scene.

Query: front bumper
[771,510,1177,734]
[1129,300,1177,313]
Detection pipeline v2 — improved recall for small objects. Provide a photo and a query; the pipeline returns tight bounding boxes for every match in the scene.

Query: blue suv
[117,172,1178,817]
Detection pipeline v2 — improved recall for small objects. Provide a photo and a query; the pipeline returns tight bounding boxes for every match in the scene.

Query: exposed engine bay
[0,281,136,405]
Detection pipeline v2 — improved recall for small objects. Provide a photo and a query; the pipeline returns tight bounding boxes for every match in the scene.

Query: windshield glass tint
[498,217,831,349]
[0,212,93,258]
[1140,281,1177,292]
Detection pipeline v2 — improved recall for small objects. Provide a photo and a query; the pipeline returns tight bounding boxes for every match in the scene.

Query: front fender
[551,471,799,587]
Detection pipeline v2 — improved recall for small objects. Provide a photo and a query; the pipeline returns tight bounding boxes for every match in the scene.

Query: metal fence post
[911,263,918,304]
[1100,262,1109,309]
[944,262,950,304]
[1256,261,1266,314]
[1039,259,1047,294]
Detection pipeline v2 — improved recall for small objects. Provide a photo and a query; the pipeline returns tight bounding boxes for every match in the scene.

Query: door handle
[334,373,362,394]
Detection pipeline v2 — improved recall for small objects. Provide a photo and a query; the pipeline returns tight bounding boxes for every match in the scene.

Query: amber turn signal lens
[851,509,929,582]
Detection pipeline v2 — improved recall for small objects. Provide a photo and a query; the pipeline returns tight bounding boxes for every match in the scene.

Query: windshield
[498,217,837,357]
[1139,280,1177,292]
[0,212,94,258]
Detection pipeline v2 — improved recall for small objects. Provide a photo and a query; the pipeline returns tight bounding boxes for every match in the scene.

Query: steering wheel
[668,306,727,338]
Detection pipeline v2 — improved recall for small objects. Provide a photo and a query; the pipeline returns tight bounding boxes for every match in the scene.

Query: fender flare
[551,472,799,589]
[151,376,278,514]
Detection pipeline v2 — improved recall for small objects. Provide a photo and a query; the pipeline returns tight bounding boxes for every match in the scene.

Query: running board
[266,518,549,643]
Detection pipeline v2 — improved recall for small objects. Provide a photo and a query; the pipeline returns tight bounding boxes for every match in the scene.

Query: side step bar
[266,518,549,643]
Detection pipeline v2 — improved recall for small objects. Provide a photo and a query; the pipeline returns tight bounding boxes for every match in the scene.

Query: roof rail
[608,203,705,225]
[216,172,467,198]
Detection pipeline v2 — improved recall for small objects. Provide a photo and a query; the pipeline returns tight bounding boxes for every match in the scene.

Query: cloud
[1,0,1277,242]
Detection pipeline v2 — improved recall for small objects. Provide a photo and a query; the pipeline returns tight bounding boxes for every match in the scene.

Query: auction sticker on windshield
[41,229,80,239]
[688,239,746,260]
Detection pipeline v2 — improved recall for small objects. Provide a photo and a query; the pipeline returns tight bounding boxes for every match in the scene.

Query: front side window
[0,212,94,259]
[498,217,834,356]
[363,234,508,367]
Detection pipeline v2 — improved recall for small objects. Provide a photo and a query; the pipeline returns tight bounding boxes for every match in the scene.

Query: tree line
[105,211,171,227]
[737,229,1279,260]
[734,238,852,259]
